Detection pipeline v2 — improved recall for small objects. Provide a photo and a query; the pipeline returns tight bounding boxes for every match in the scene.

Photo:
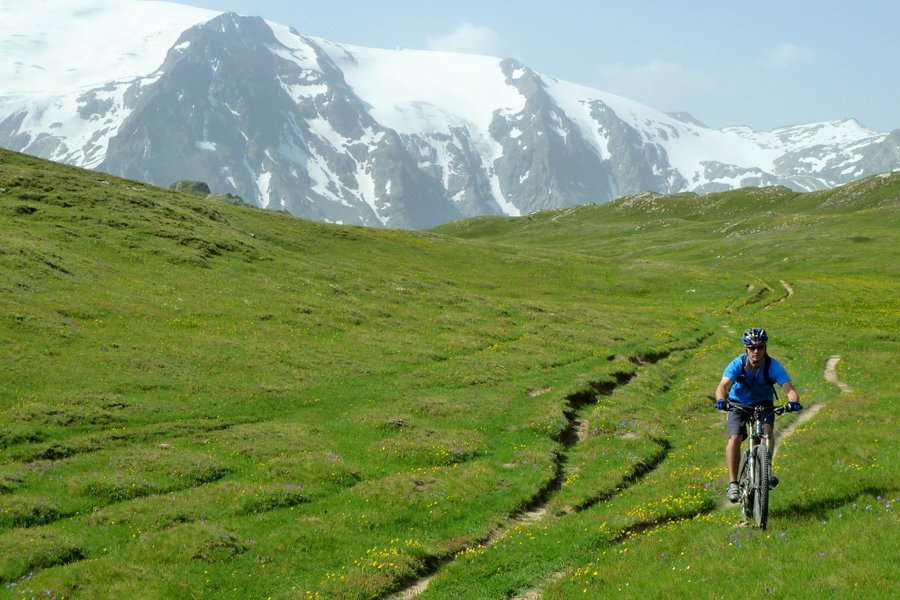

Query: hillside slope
[1,149,897,598]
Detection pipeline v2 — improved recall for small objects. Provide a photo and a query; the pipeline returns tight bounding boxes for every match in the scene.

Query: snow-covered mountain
[2,1,898,229]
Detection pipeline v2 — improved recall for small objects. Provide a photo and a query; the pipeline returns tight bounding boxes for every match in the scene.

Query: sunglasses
[746,345,766,351]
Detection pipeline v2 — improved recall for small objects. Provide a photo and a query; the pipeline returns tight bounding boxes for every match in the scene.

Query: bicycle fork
[743,427,769,497]
[746,433,772,492]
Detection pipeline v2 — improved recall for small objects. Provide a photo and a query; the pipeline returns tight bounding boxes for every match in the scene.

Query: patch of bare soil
[780,279,794,298]
[824,355,853,393]
[390,578,433,600]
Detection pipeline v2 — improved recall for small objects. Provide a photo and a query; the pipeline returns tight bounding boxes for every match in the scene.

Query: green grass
[1,148,897,598]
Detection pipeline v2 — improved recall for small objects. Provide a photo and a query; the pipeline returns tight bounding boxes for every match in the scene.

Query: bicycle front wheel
[752,445,771,529]
[739,451,753,522]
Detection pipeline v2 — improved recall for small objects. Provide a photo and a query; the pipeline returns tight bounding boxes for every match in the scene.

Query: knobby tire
[739,451,753,522]
[753,445,771,529]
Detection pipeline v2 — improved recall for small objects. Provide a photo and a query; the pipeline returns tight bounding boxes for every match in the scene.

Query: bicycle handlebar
[722,400,794,415]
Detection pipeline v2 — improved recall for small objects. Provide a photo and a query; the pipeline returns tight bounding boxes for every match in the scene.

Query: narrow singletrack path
[516,352,852,599]
[780,280,794,298]
[824,354,853,393]
[391,350,852,599]
[384,351,674,599]
[774,355,852,453]
[763,279,794,309]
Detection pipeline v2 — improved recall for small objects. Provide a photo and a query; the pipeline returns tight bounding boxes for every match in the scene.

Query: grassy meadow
[0,147,897,599]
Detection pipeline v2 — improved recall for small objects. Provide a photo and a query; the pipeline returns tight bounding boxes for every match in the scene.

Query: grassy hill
[1,147,897,599]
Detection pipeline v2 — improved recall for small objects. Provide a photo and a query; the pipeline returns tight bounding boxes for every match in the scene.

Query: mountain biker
[714,328,802,502]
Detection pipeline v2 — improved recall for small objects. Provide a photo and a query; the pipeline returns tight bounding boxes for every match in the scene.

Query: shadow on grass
[770,485,898,521]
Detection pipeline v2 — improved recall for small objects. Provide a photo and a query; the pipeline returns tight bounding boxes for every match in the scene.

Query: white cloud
[426,23,502,56]
[758,43,812,69]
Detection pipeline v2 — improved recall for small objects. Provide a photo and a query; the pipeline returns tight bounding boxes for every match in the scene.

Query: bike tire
[753,445,770,529]
[739,451,753,522]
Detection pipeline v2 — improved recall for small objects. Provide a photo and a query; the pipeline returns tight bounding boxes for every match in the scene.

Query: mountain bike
[727,401,794,529]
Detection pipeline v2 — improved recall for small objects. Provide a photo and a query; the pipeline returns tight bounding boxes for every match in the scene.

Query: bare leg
[726,434,744,482]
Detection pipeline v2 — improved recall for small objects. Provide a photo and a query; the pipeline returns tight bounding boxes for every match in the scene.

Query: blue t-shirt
[723,354,791,406]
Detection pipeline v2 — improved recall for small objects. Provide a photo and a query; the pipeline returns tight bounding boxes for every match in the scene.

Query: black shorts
[726,403,775,437]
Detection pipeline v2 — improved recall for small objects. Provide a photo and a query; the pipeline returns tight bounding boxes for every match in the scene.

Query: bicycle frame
[744,406,773,473]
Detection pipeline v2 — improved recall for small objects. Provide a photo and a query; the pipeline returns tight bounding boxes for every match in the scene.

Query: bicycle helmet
[742,327,769,346]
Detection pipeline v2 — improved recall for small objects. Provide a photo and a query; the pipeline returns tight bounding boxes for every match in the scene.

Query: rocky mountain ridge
[2,5,898,228]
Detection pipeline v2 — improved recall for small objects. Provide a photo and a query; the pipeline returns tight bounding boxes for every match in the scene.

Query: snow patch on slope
[0,0,219,93]
[544,76,781,181]
[315,42,526,136]
[0,0,221,165]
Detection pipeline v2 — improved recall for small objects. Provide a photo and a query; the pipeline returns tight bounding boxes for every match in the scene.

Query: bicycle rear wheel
[738,451,753,522]
[752,445,771,529]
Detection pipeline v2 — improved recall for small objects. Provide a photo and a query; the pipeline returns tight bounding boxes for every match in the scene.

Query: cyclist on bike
[714,328,802,502]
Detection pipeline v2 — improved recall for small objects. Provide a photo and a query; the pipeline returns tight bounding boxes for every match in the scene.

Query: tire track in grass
[382,347,690,599]
[766,354,850,459]
[511,353,849,599]
[382,379,628,599]
[823,355,853,393]
[762,279,793,309]
[739,278,793,312]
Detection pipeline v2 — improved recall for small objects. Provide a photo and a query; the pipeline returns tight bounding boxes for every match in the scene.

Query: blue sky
[173,0,899,132]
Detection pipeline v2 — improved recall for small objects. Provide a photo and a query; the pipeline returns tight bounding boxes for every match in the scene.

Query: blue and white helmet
[742,327,769,346]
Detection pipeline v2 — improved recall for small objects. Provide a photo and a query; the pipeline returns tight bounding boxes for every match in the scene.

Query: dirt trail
[515,353,854,599]
[391,580,431,600]
[780,280,794,298]
[768,355,852,459]
[385,360,653,599]
[824,355,853,393]
[764,280,794,309]
[389,351,852,599]
[777,355,851,451]
[770,357,850,452]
